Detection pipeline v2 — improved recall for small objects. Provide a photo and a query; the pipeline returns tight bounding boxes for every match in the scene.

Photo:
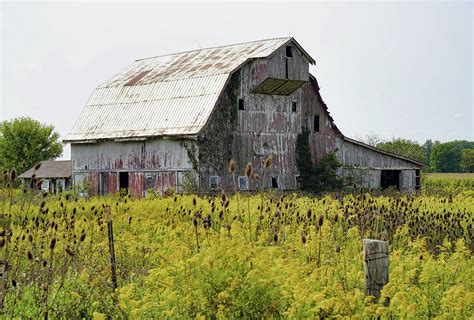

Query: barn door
[99,172,109,196]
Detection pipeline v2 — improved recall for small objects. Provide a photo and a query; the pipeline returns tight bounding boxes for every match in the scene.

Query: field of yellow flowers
[0,184,472,318]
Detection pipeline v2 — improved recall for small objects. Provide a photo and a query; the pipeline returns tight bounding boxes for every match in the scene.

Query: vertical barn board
[87,172,100,196]
[129,172,145,198]
[108,172,118,195]
[159,171,177,195]
[400,170,415,192]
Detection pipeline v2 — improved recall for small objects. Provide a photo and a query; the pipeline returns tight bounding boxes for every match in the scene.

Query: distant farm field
[422,172,474,195]
[424,173,474,180]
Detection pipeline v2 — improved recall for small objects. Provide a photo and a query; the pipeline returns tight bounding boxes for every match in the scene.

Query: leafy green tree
[430,140,474,172]
[295,127,343,193]
[460,148,474,173]
[313,151,344,192]
[376,138,425,164]
[0,117,63,175]
[421,139,441,169]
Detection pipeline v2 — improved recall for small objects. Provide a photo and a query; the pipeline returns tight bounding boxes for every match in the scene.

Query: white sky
[1,1,473,160]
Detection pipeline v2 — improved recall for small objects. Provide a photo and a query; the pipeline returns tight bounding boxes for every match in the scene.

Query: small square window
[271,176,279,189]
[209,176,221,190]
[238,98,245,111]
[285,46,293,58]
[314,115,320,132]
[295,175,301,188]
[291,101,297,112]
[238,176,249,190]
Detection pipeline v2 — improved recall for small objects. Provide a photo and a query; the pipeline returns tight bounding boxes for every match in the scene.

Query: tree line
[361,134,474,173]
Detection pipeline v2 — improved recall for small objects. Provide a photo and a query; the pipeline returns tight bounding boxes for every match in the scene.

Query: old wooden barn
[64,37,424,197]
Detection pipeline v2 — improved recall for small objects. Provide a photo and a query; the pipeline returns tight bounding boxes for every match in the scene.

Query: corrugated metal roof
[19,161,72,179]
[65,37,314,142]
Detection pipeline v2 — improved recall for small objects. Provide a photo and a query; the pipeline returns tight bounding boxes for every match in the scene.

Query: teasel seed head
[245,163,253,177]
[10,169,16,181]
[336,246,341,253]
[318,215,324,227]
[80,233,86,242]
[27,251,33,260]
[193,198,197,206]
[65,247,75,256]
[34,162,42,171]
[228,159,236,173]
[50,237,56,250]
[221,191,227,203]
[301,234,306,244]
[264,155,273,169]
[273,233,278,242]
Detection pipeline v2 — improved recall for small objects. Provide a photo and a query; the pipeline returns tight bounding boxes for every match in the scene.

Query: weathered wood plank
[363,239,389,303]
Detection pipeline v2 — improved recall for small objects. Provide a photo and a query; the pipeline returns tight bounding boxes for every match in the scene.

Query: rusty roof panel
[65,37,315,142]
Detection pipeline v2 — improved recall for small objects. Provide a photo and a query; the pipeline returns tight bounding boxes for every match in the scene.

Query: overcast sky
[1,1,472,160]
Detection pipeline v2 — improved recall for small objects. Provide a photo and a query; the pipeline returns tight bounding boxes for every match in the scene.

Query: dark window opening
[238,176,249,190]
[314,115,320,132]
[119,172,129,192]
[238,98,245,111]
[295,175,301,188]
[285,46,293,58]
[285,59,289,79]
[291,101,297,112]
[209,176,220,190]
[415,169,421,190]
[381,170,400,190]
[271,176,279,189]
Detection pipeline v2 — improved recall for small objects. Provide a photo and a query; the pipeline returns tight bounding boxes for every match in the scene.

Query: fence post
[363,239,389,304]
[107,206,118,290]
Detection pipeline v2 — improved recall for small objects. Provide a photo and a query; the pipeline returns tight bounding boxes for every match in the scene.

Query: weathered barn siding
[198,43,344,192]
[336,139,418,191]
[301,79,340,161]
[233,45,309,190]
[337,139,419,169]
[71,139,192,196]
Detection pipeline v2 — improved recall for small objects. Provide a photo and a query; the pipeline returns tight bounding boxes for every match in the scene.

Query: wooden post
[363,239,389,303]
[0,260,7,310]
[107,207,118,290]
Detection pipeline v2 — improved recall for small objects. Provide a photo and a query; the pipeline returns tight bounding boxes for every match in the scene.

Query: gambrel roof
[64,37,315,143]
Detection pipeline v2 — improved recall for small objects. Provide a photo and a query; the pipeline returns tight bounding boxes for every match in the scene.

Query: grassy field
[424,173,474,180]
[0,183,472,319]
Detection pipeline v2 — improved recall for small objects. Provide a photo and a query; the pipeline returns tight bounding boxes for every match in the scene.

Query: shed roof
[19,161,72,179]
[64,37,315,143]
